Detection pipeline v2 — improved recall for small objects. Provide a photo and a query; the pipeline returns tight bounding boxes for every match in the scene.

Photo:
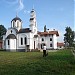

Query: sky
[0,0,74,42]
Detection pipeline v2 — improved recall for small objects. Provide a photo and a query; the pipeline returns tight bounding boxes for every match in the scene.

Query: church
[3,9,59,52]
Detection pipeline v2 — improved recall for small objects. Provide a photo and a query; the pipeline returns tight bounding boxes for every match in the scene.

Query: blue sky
[0,0,74,42]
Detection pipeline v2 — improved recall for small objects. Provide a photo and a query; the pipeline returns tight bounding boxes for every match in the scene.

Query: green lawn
[0,50,75,75]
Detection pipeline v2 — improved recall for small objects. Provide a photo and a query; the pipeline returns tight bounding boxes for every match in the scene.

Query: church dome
[12,16,22,22]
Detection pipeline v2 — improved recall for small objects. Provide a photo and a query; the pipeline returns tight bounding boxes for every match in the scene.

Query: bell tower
[29,9,37,35]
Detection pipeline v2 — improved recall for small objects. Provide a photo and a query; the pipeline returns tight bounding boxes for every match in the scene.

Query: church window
[11,30,12,33]
[8,40,10,45]
[13,21,15,27]
[21,38,23,45]
[42,38,44,41]
[17,21,19,27]
[24,37,27,45]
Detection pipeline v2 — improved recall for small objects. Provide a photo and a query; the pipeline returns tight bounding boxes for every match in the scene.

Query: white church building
[3,9,59,52]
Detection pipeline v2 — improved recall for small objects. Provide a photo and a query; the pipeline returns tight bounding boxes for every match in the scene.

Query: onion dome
[12,16,22,22]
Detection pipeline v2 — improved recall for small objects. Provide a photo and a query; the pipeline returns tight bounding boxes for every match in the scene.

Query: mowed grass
[0,50,75,75]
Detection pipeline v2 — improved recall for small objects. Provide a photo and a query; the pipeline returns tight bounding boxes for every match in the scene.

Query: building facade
[3,9,59,52]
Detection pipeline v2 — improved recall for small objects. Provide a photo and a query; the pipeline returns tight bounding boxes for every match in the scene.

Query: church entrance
[6,34,17,51]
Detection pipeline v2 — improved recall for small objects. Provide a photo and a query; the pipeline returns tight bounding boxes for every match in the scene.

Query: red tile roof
[57,42,64,46]
[38,31,59,36]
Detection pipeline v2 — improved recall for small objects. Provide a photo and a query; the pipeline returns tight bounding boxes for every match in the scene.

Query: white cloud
[17,0,24,12]
[3,0,18,4]
[24,10,30,14]
[4,0,30,14]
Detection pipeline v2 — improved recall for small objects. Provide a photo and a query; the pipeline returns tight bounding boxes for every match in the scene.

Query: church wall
[6,39,16,51]
[10,39,16,51]
[17,33,31,51]
[29,33,34,50]
[6,28,17,38]
[34,37,38,49]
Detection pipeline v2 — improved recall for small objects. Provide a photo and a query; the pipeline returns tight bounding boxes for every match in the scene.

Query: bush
[0,49,6,51]
[64,47,74,50]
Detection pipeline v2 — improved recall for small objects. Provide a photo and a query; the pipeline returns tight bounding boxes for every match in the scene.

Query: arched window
[17,21,19,27]
[11,30,12,33]
[21,38,23,45]
[8,40,10,45]
[13,21,15,27]
[24,37,27,45]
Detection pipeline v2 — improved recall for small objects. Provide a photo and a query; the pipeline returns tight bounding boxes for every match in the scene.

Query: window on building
[8,40,10,45]
[11,30,12,33]
[17,21,19,27]
[21,38,23,45]
[50,38,52,41]
[24,37,27,45]
[50,43,52,47]
[42,38,44,41]
[13,21,15,27]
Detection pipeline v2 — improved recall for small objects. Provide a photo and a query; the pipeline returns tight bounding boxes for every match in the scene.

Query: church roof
[57,42,64,46]
[12,16,22,22]
[38,31,59,36]
[31,9,35,13]
[18,28,31,33]
[6,34,17,39]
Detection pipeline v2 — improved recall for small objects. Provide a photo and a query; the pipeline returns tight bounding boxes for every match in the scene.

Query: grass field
[0,50,75,75]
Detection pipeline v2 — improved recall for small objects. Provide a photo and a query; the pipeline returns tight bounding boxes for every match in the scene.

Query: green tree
[44,25,46,32]
[64,27,74,47]
[0,25,7,40]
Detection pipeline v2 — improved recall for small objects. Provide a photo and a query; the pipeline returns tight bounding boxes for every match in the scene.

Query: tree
[0,25,7,40]
[44,25,46,32]
[64,27,74,47]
